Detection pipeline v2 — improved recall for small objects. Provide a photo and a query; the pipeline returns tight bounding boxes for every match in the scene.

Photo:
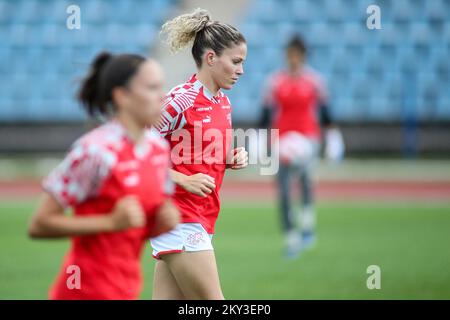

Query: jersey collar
[190,73,221,104]
[109,118,152,159]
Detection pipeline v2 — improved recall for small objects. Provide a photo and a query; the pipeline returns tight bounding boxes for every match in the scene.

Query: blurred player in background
[150,9,248,299]
[28,52,179,299]
[260,35,344,259]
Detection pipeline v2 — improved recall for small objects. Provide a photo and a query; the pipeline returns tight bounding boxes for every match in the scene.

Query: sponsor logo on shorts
[187,232,206,246]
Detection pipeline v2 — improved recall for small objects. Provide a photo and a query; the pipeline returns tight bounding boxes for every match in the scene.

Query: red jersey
[265,66,327,138]
[42,120,172,300]
[153,74,233,234]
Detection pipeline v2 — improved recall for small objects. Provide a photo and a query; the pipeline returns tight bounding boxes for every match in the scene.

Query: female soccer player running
[260,35,344,259]
[150,9,248,300]
[28,52,180,299]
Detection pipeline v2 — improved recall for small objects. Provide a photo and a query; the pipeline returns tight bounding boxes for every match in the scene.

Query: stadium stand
[0,0,176,121]
[0,0,449,124]
[230,0,450,122]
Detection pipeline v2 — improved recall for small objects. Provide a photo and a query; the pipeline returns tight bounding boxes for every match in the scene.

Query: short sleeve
[42,142,116,208]
[310,70,329,105]
[154,94,189,138]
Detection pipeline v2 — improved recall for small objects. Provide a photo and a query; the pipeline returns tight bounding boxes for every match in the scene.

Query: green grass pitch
[1,200,449,299]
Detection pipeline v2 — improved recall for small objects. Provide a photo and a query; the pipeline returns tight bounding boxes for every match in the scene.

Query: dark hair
[78,51,146,117]
[161,8,246,68]
[286,35,307,55]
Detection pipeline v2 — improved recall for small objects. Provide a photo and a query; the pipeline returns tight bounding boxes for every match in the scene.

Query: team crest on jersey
[124,173,140,187]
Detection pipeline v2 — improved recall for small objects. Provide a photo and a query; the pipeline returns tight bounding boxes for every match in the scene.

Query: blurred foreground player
[28,52,179,299]
[260,35,344,259]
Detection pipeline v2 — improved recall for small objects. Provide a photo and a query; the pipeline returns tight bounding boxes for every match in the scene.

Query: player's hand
[227,147,249,170]
[324,127,345,163]
[109,195,146,231]
[180,173,216,197]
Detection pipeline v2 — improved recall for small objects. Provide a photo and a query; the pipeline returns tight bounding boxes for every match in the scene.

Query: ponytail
[161,8,246,68]
[78,52,113,116]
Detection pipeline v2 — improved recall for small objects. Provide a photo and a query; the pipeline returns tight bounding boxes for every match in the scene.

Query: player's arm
[28,194,145,238]
[153,95,217,197]
[319,102,335,129]
[258,74,277,129]
[314,72,335,130]
[314,73,345,161]
[149,153,179,237]
[170,170,216,198]
[28,143,145,238]
[259,103,273,129]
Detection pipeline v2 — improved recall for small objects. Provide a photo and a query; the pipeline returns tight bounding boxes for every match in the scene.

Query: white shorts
[150,223,214,259]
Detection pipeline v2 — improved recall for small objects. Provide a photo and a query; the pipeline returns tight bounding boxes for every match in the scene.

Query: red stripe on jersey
[160,114,171,126]
[155,119,164,130]
[175,95,191,111]
[173,113,183,131]
[166,105,178,119]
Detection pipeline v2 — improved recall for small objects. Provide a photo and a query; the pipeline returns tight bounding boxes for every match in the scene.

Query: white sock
[300,205,316,233]
[285,229,301,248]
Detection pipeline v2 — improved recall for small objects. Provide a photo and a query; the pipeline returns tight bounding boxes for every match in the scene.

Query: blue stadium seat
[291,0,319,23]
[240,22,266,48]
[425,0,449,23]
[1,0,448,123]
[369,96,401,121]
[253,0,283,24]
[271,22,297,47]
[0,0,15,24]
[436,97,450,119]
[0,0,176,123]
[228,0,449,122]
[378,23,401,46]
[329,47,351,75]
[410,23,434,46]
[134,23,157,48]
[0,47,11,74]
[47,0,75,24]
[342,23,367,48]
[391,0,422,22]
[334,98,365,122]
[308,22,335,46]
[325,0,351,23]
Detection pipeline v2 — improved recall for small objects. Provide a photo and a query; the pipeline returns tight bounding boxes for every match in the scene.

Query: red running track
[0,180,449,202]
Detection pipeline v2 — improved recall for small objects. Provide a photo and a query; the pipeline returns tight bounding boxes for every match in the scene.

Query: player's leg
[277,162,293,231]
[277,162,301,257]
[153,259,185,299]
[161,250,224,300]
[298,139,321,249]
[299,165,315,234]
